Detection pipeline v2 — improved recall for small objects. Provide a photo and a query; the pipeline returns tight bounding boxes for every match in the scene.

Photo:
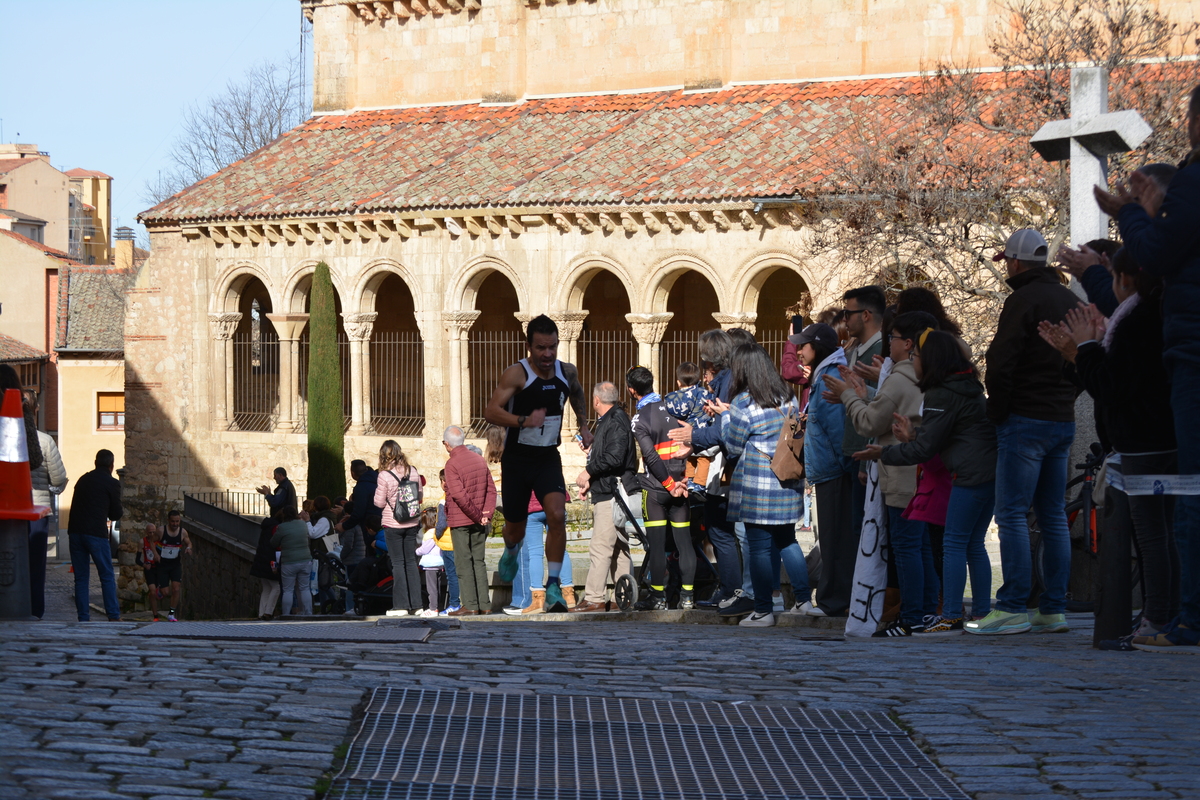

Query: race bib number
[160,545,181,559]
[518,414,562,447]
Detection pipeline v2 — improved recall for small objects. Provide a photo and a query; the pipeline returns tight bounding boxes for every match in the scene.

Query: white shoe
[739,611,776,627]
[718,589,746,609]
[772,594,785,614]
[419,609,437,618]
[385,609,410,617]
[784,602,808,615]
[798,601,827,617]
[502,606,524,616]
[343,608,358,617]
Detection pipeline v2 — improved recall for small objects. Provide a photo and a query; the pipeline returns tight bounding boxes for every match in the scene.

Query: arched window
[231,281,278,432]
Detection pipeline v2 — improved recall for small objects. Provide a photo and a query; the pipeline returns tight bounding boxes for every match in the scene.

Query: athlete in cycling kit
[484,315,593,613]
[627,367,697,611]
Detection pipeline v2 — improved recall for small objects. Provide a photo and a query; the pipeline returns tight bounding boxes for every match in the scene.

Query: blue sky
[0,0,307,238]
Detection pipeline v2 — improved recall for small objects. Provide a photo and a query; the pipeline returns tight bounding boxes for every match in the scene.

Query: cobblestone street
[1,563,1196,800]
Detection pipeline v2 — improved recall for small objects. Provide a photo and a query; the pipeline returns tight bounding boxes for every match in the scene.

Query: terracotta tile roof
[0,332,47,363]
[0,228,76,264]
[56,266,135,352]
[65,168,113,180]
[141,75,1009,223]
[0,159,37,176]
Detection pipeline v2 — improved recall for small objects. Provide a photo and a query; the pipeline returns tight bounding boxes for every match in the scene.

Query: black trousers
[814,471,858,616]
[645,489,695,592]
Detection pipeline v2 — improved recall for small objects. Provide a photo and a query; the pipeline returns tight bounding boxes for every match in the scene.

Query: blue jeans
[705,495,740,599]
[746,524,801,615]
[1167,354,1200,629]
[69,533,119,621]
[734,522,754,598]
[800,490,812,528]
[510,512,573,609]
[994,415,1075,615]
[942,481,995,619]
[442,547,460,608]
[887,506,938,626]
[780,539,811,607]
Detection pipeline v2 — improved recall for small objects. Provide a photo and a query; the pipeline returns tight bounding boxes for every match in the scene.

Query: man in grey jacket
[23,391,67,620]
[573,382,637,612]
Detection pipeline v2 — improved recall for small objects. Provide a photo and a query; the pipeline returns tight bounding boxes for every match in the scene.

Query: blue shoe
[545,582,567,613]
[498,545,520,583]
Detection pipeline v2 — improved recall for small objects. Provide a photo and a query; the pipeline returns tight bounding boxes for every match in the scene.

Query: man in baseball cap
[970,229,1080,637]
[791,322,840,353]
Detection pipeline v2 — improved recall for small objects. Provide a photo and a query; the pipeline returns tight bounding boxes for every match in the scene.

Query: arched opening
[754,267,810,368]
[659,270,720,392]
[576,269,636,417]
[231,278,279,432]
[370,274,425,436]
[467,271,524,434]
[296,286,351,432]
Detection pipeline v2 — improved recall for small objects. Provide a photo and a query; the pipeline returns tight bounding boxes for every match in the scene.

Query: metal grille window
[576,328,638,419]
[371,331,426,437]
[297,332,352,433]
[97,392,124,430]
[232,326,280,432]
[658,332,699,393]
[467,330,526,435]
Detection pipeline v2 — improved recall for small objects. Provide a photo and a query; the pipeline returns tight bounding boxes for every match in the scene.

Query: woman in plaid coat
[715,343,809,627]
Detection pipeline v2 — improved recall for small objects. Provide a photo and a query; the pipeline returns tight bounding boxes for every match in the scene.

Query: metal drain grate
[329,687,968,800]
[122,621,435,643]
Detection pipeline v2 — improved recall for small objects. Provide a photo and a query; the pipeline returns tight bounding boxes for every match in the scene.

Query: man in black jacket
[338,460,380,535]
[572,381,637,612]
[970,229,1080,637]
[67,449,123,621]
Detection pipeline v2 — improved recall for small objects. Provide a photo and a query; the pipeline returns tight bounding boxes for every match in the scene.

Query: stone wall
[179,520,260,620]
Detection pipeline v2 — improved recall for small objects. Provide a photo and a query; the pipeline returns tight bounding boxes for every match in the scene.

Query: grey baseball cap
[993,228,1049,262]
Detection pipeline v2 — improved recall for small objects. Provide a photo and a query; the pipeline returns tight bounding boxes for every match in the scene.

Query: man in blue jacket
[1095,85,1200,653]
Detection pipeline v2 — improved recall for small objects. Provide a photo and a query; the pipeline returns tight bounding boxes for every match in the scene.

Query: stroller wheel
[614,574,637,612]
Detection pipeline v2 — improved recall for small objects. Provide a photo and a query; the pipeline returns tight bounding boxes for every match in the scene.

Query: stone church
[125,0,1140,508]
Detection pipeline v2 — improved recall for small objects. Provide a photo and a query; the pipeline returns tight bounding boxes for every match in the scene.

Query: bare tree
[143,55,310,206]
[798,0,1198,353]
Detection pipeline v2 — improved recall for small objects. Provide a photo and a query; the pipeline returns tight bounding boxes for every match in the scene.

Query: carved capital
[208,312,243,340]
[265,313,310,341]
[443,310,481,337]
[712,312,757,335]
[625,312,674,345]
[341,312,378,342]
[513,312,535,334]
[547,310,590,342]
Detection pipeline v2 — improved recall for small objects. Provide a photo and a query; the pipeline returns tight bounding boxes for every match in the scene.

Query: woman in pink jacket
[374,439,425,616]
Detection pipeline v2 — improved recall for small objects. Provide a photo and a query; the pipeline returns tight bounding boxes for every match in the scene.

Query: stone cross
[1030,67,1153,244]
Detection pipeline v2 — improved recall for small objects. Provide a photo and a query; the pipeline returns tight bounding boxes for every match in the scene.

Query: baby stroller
[611,489,718,611]
[328,551,394,616]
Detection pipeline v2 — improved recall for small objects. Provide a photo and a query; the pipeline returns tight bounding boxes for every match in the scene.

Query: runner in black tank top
[484,315,593,612]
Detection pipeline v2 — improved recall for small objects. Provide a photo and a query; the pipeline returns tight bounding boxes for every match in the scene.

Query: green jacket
[270,520,312,565]
[880,373,996,487]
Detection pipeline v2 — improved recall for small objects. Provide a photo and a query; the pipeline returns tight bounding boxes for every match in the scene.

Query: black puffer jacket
[880,373,996,487]
[1075,291,1175,454]
[584,404,638,503]
[985,267,1081,424]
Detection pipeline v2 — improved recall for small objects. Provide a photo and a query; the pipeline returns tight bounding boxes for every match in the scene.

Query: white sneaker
[772,594,785,614]
[739,611,776,627]
[385,609,410,617]
[784,602,808,615]
[343,608,358,617]
[502,606,524,616]
[798,601,827,617]
[718,589,746,609]
[419,609,438,618]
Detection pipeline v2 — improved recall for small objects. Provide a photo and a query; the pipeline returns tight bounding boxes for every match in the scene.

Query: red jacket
[443,446,497,528]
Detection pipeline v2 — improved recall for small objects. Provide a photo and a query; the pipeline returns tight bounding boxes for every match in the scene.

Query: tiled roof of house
[0,159,36,176]
[142,75,1011,223]
[0,332,48,363]
[0,228,76,264]
[0,208,48,224]
[65,168,113,180]
[56,266,135,352]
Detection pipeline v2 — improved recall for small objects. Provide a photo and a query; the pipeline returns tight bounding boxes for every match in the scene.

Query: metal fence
[232,329,279,432]
[576,328,638,419]
[187,490,272,519]
[296,333,352,433]
[183,493,263,549]
[371,331,426,437]
[467,330,526,435]
[658,333,699,393]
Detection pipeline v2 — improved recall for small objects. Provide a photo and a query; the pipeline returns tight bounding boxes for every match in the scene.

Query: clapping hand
[705,398,730,415]
[853,444,884,462]
[1038,320,1078,362]
[667,419,693,444]
[852,355,884,384]
[1094,180,1136,217]
[1130,170,1166,216]
[1056,243,1104,279]
[891,412,915,443]
[1063,302,1106,345]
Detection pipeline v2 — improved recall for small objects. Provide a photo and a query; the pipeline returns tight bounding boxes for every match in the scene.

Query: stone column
[341,312,378,436]
[208,312,242,430]
[625,312,673,378]
[712,312,757,335]
[266,313,310,433]
[442,311,480,430]
[547,311,589,427]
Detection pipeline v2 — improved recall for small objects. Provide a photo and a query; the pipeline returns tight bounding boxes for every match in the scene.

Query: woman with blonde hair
[373,439,425,616]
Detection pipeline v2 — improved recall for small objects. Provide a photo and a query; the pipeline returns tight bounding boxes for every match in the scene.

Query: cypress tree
[306,261,345,500]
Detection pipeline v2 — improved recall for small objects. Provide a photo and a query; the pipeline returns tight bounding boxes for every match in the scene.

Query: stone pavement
[2,564,1197,800]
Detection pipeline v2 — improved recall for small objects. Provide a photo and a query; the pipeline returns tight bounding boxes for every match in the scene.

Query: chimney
[114,226,135,270]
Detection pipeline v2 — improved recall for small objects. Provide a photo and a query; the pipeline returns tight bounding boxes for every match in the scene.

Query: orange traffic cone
[0,388,49,522]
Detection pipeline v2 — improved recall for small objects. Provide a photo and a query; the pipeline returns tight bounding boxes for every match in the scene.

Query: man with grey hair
[442,425,497,615]
[572,381,637,612]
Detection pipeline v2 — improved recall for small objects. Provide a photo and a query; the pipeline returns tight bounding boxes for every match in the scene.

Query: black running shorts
[500,450,566,524]
[159,558,183,584]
